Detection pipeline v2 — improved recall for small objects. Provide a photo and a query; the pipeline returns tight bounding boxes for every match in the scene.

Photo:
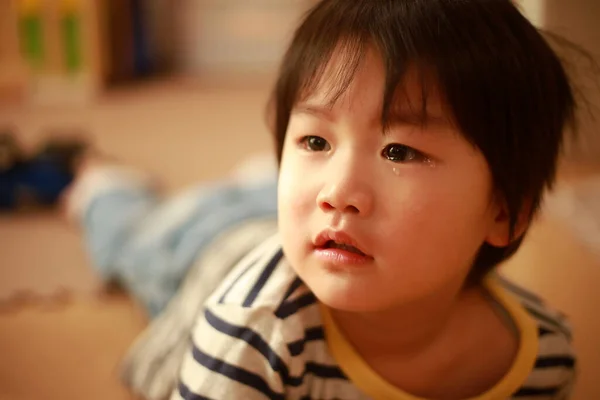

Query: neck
[325,280,521,400]
[329,281,481,359]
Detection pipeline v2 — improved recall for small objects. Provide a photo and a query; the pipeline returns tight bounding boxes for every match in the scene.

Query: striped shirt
[173,234,576,400]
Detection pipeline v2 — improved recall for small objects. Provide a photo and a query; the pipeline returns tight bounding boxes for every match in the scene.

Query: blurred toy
[0,129,87,210]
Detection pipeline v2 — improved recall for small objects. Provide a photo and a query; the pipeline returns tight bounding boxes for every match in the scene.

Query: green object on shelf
[62,11,82,73]
[19,13,44,70]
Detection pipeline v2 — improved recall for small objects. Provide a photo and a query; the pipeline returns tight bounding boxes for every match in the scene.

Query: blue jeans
[81,178,278,316]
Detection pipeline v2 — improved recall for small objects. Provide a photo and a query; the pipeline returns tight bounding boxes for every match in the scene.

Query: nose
[316,163,374,217]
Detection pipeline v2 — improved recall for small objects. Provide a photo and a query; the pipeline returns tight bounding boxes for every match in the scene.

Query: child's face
[277,49,508,312]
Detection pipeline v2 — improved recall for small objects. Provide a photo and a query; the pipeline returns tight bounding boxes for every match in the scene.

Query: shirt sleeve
[172,303,297,400]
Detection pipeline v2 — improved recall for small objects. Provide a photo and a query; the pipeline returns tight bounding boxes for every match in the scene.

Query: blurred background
[0,0,598,399]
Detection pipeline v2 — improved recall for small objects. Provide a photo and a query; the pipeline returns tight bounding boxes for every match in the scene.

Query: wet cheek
[386,187,488,253]
[380,186,458,237]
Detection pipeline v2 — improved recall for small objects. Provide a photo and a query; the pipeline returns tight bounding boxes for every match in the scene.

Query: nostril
[320,201,335,211]
[346,205,359,214]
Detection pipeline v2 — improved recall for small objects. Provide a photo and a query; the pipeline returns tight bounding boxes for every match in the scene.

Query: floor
[0,292,146,400]
[0,78,599,399]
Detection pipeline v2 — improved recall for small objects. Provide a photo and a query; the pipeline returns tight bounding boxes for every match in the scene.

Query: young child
[172,1,577,399]
[68,0,578,399]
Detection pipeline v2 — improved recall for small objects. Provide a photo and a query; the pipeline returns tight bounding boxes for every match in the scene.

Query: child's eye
[382,143,427,163]
[300,136,330,152]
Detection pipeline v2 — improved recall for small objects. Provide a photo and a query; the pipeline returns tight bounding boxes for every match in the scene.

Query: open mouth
[322,240,367,256]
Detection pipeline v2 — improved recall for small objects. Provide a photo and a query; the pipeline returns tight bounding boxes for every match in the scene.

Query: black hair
[268,0,579,282]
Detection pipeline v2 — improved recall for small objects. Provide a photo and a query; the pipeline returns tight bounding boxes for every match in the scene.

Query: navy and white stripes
[173,236,576,400]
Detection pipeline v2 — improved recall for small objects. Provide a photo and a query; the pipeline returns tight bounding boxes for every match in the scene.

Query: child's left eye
[382,144,427,163]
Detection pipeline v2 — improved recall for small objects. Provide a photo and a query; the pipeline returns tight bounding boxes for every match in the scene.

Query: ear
[485,198,531,248]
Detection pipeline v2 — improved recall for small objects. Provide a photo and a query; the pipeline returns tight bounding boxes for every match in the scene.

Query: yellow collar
[319,277,539,400]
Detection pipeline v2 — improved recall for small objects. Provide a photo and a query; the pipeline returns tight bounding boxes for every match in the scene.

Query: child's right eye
[300,136,330,152]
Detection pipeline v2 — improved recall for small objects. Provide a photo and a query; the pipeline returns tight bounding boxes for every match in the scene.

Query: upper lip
[313,229,371,256]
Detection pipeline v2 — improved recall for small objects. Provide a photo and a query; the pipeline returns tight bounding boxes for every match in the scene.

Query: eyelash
[298,135,429,164]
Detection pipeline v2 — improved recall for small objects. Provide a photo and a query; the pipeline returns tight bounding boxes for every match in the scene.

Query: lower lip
[313,248,373,266]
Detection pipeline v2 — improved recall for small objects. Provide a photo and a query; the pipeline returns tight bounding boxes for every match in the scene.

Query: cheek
[379,172,493,261]
[277,151,316,224]
[277,152,317,267]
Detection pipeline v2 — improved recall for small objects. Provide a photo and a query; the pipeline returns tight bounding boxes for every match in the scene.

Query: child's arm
[556,374,577,400]
[172,304,296,400]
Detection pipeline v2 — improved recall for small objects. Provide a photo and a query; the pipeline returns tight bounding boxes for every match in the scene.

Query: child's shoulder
[495,275,576,395]
[206,233,319,321]
[497,275,574,342]
[498,277,576,398]
[478,275,576,398]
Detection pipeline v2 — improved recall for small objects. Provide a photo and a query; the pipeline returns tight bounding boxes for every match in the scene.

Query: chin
[309,280,388,313]
[290,256,394,313]
[322,300,379,313]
